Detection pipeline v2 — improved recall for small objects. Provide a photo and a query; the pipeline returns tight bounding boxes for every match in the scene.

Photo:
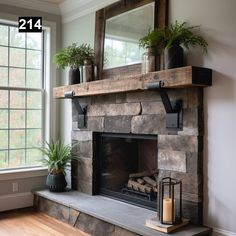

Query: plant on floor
[53,43,95,84]
[39,140,77,192]
[139,21,208,69]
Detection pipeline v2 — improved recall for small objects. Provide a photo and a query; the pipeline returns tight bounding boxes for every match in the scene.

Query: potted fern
[54,43,95,84]
[139,21,208,69]
[39,140,77,192]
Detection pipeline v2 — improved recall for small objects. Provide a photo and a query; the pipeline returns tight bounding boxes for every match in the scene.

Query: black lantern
[158,177,182,225]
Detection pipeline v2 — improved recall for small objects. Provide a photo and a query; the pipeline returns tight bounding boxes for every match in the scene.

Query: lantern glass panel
[159,177,182,225]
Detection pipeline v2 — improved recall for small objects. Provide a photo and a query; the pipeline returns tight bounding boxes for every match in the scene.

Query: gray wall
[0,3,61,211]
[169,1,236,235]
[60,12,95,143]
[60,1,236,235]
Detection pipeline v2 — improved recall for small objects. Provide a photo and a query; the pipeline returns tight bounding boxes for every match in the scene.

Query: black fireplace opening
[94,133,158,210]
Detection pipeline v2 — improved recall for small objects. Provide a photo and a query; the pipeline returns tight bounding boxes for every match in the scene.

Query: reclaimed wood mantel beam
[53,66,212,99]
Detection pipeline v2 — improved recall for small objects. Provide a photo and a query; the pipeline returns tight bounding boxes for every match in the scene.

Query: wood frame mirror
[94,0,168,80]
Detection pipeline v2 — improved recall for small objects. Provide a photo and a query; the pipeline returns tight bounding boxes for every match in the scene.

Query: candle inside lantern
[163,198,174,222]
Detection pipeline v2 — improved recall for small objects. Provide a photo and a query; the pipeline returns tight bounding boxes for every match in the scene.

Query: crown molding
[0,0,121,23]
[59,0,93,15]
[60,0,119,24]
[0,0,61,15]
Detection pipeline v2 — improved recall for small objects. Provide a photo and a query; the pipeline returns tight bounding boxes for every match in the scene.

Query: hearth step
[34,190,211,236]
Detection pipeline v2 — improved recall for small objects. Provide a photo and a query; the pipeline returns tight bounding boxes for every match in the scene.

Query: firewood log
[145,183,152,188]
[153,187,158,192]
[127,180,152,193]
[137,178,145,185]
[143,176,157,187]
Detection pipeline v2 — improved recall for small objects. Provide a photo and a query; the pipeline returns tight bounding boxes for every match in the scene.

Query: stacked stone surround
[71,87,204,224]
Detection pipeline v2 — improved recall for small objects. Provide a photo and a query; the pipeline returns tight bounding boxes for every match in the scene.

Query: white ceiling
[60,0,119,23]
[0,0,120,23]
[39,0,65,4]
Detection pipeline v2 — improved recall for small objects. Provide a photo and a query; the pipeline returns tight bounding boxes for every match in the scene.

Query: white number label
[19,19,26,30]
[18,17,42,32]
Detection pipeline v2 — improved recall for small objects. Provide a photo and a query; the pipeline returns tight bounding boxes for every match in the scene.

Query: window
[0,23,44,169]
[104,37,144,68]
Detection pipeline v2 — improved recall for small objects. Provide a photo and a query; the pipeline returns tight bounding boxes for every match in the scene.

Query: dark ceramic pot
[164,45,184,69]
[69,68,80,84]
[46,173,67,192]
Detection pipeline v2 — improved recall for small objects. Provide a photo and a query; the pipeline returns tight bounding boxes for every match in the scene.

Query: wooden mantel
[53,66,212,99]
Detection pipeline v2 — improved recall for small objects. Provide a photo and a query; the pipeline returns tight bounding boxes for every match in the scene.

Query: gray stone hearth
[71,88,204,224]
[34,190,211,236]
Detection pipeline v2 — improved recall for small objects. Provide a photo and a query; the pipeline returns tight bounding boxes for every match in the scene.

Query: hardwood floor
[0,209,90,236]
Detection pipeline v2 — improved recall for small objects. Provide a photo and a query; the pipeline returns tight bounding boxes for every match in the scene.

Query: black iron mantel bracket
[147,81,183,131]
[64,91,87,128]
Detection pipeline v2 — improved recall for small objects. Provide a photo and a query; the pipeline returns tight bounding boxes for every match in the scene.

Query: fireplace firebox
[94,133,158,210]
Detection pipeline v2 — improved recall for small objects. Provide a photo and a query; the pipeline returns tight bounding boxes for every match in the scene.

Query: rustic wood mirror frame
[94,0,168,80]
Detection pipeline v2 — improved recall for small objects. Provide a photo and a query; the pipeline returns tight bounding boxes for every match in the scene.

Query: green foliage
[53,43,95,70]
[38,140,77,175]
[139,21,208,53]
[139,28,166,51]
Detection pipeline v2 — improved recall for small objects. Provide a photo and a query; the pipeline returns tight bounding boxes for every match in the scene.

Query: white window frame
[0,23,45,170]
[0,16,58,174]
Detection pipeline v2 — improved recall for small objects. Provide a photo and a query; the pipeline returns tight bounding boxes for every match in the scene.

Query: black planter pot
[46,173,67,192]
[69,68,80,84]
[164,45,184,69]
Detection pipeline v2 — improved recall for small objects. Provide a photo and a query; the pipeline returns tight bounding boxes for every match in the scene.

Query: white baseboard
[0,192,33,212]
[206,225,236,236]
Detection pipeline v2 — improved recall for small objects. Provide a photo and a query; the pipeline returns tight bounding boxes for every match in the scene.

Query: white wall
[60,1,236,235]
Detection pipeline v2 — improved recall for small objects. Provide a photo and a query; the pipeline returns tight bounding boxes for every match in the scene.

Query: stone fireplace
[71,87,203,225]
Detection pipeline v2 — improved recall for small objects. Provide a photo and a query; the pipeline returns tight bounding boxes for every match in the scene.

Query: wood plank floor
[0,209,90,236]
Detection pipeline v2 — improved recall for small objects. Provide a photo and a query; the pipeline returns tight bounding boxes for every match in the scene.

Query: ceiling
[38,0,65,4]
[0,0,120,23]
